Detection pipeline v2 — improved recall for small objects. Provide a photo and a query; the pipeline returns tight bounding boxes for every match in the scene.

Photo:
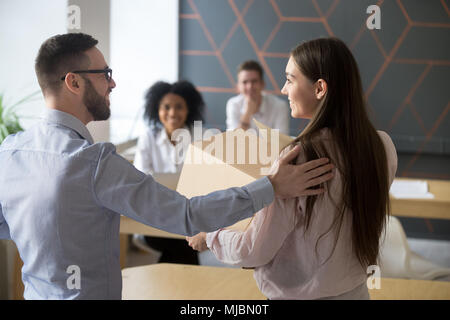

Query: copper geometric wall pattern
[179,0,450,180]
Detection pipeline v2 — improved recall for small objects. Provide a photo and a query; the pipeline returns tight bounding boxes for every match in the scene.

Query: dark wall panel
[179,0,450,180]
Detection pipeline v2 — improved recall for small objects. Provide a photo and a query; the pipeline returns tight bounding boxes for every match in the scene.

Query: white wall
[0,0,68,299]
[0,0,179,144]
[68,0,111,143]
[109,0,179,143]
[0,0,68,129]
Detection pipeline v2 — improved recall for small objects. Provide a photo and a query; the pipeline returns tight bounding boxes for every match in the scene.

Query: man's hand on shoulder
[268,145,334,199]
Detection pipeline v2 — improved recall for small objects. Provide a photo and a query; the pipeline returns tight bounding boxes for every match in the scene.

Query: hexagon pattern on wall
[179,0,450,179]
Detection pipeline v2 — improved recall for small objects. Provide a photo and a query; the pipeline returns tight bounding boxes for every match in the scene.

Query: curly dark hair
[143,80,205,129]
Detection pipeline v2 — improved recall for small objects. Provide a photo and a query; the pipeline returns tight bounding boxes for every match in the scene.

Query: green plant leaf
[0,123,10,144]
[0,89,42,142]
[6,120,23,133]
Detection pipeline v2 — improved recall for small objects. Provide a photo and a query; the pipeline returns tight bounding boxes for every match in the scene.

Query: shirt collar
[42,109,94,144]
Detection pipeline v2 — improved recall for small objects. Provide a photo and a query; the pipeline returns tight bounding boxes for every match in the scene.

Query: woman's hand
[186,232,208,252]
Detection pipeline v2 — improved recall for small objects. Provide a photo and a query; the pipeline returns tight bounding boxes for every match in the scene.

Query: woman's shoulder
[376,130,397,153]
[375,130,397,164]
[279,127,333,160]
[376,130,393,143]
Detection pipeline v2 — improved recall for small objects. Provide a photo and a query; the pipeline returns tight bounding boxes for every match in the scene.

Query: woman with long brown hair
[187,37,398,299]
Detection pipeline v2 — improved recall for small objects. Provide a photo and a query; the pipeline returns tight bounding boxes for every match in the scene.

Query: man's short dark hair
[237,60,264,80]
[35,33,98,95]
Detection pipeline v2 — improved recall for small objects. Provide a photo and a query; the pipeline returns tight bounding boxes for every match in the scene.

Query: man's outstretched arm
[93,144,333,237]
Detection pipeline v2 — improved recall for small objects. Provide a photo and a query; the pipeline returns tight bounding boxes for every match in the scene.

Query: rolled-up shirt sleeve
[92,144,274,236]
[0,203,11,240]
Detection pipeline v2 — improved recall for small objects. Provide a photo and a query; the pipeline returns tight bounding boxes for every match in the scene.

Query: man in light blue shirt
[0,33,334,299]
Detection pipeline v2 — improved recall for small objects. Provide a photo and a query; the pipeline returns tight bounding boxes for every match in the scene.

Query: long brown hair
[290,37,390,268]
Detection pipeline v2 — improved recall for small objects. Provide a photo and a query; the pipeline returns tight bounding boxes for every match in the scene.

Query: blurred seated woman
[134,80,205,174]
[133,80,205,265]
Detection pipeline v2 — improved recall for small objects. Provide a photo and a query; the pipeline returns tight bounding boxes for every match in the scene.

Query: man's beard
[83,78,111,121]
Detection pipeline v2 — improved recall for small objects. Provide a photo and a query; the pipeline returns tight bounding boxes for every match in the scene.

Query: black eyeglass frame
[60,68,112,81]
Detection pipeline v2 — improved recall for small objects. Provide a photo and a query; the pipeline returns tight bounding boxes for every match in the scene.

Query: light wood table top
[369,277,450,300]
[390,178,450,220]
[122,263,450,300]
[122,263,265,300]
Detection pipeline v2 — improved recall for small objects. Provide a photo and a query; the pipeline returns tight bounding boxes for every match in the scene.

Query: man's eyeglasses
[61,68,113,82]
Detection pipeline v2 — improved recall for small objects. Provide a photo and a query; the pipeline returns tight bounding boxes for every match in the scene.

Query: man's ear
[315,79,327,100]
[64,73,82,95]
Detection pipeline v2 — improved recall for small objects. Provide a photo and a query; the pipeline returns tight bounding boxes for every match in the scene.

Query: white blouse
[206,129,398,299]
[133,126,191,175]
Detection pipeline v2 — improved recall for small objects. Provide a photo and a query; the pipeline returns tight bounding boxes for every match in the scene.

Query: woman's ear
[315,79,327,100]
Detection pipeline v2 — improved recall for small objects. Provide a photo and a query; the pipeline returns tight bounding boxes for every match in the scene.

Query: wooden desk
[122,263,265,300]
[121,263,450,300]
[119,177,449,273]
[390,178,450,220]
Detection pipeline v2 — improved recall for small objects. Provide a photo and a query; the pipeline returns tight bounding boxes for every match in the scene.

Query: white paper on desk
[389,180,435,199]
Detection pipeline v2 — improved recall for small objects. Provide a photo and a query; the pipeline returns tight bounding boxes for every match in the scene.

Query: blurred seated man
[226,60,290,135]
